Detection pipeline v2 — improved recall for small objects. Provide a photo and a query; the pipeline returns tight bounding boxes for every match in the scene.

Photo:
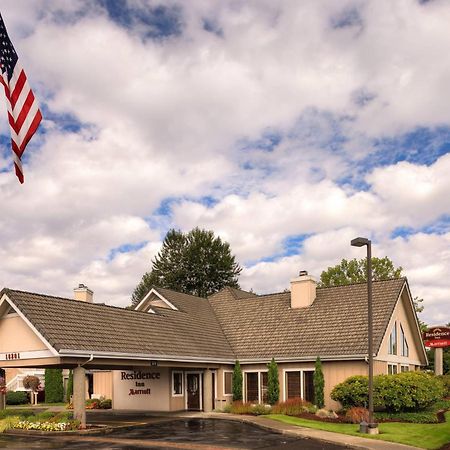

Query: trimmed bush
[331,376,368,409]
[267,358,279,405]
[314,357,324,408]
[344,407,369,424]
[44,369,64,403]
[22,375,40,392]
[232,361,243,402]
[375,372,444,412]
[331,372,445,412]
[438,374,450,398]
[6,391,28,405]
[271,398,316,416]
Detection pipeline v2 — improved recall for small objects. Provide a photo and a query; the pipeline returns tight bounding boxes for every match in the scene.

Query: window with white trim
[400,365,409,373]
[388,322,397,355]
[224,371,233,396]
[400,324,409,357]
[172,371,183,396]
[388,363,398,375]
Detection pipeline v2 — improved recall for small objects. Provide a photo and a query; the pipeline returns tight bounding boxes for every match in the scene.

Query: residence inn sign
[423,327,450,348]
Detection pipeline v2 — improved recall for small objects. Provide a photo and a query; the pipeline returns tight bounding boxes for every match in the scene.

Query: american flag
[0,13,42,183]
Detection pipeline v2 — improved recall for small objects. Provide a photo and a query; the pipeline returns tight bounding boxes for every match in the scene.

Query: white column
[435,348,444,376]
[73,366,86,428]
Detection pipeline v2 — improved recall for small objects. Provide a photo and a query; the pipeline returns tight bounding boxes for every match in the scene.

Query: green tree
[66,370,73,401]
[313,356,325,408]
[232,360,243,401]
[44,368,64,403]
[319,257,403,287]
[266,358,280,405]
[132,228,242,305]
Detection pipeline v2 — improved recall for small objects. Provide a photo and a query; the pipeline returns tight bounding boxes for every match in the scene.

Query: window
[284,370,315,402]
[400,324,409,357]
[224,371,233,396]
[388,363,398,375]
[388,322,397,355]
[286,371,301,399]
[260,372,268,404]
[400,365,409,373]
[172,371,183,396]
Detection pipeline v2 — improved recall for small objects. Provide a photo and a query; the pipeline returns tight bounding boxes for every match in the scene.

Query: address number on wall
[5,353,21,360]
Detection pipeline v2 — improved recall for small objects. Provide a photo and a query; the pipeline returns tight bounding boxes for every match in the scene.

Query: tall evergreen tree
[44,368,64,403]
[132,228,242,305]
[266,358,280,405]
[232,360,243,402]
[313,356,324,408]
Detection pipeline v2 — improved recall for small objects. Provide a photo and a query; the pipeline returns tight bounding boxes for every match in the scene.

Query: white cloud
[0,0,448,326]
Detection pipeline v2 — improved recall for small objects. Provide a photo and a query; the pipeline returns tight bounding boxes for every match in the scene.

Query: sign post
[422,326,450,376]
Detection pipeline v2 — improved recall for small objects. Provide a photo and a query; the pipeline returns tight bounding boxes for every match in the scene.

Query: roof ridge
[316,277,406,290]
[4,288,158,317]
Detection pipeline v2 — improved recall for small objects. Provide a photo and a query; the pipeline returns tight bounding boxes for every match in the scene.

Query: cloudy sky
[0,0,449,326]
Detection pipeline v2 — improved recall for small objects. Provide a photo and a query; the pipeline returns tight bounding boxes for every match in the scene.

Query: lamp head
[351,237,370,247]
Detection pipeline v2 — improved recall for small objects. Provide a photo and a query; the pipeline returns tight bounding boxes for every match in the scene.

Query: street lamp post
[350,237,378,434]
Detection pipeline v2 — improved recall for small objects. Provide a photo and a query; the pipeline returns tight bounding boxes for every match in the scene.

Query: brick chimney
[290,270,317,308]
[73,284,93,303]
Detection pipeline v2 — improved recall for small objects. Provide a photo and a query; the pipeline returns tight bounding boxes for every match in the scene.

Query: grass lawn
[6,402,67,408]
[267,412,450,450]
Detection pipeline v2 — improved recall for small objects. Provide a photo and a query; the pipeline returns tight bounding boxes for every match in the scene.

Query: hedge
[6,391,28,405]
[44,369,64,403]
[331,372,445,412]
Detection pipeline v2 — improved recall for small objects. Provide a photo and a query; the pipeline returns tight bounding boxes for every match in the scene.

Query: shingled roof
[1,278,408,362]
[1,288,235,361]
[208,278,407,360]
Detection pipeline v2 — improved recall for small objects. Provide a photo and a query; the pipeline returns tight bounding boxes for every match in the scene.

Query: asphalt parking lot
[0,418,352,449]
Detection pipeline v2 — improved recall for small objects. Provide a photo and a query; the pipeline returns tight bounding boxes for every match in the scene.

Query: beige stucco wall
[93,371,113,399]
[0,315,47,353]
[112,367,170,411]
[376,287,425,373]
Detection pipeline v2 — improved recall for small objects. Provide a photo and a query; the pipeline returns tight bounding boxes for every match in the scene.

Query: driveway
[0,418,351,449]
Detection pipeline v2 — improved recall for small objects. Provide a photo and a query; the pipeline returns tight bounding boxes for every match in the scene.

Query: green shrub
[437,374,450,398]
[267,358,279,405]
[314,357,324,408]
[375,410,439,423]
[375,372,444,412]
[98,398,112,409]
[331,372,445,412]
[331,376,368,409]
[250,403,271,415]
[271,398,316,416]
[232,361,243,402]
[44,369,64,403]
[6,391,28,405]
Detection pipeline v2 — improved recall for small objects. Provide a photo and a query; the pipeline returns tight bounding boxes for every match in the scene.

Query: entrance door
[187,373,201,410]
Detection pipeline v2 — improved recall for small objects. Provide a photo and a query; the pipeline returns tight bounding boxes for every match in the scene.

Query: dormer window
[400,324,409,357]
[388,322,397,355]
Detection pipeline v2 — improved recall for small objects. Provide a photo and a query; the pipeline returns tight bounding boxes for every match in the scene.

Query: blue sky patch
[202,18,223,37]
[98,0,183,40]
[108,241,148,261]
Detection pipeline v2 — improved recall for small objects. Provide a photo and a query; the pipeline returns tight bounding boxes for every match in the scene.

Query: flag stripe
[0,13,42,183]
[10,69,26,109]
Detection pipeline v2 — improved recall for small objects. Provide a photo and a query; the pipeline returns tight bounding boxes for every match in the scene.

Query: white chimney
[290,270,317,308]
[74,284,93,303]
